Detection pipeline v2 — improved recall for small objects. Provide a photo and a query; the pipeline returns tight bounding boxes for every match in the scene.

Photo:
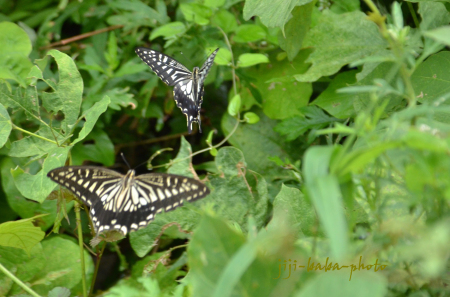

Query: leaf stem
[88,243,106,297]
[0,262,41,297]
[217,26,237,96]
[74,201,88,297]
[12,124,59,145]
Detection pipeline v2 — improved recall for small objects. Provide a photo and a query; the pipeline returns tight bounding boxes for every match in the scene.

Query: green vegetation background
[1,0,450,296]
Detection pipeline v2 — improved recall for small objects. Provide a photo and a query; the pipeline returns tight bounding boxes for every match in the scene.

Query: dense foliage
[1,0,450,296]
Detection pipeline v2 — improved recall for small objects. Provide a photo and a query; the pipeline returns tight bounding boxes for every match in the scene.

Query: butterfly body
[47,166,210,236]
[135,47,219,133]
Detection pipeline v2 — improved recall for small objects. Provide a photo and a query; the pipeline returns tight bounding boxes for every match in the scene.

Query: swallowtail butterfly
[47,166,210,236]
[135,47,219,133]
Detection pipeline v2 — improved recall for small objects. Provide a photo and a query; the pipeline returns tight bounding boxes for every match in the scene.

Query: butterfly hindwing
[47,166,210,236]
[135,47,219,133]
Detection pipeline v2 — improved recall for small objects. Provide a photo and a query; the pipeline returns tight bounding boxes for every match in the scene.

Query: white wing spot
[111,219,117,224]
[157,188,165,200]
[131,223,138,229]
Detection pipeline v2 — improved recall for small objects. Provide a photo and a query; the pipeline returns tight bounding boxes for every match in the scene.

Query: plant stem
[74,201,88,297]
[407,2,420,28]
[12,124,58,145]
[217,26,237,96]
[88,243,106,297]
[0,263,41,297]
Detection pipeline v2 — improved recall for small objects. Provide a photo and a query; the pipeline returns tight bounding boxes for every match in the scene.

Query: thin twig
[40,25,124,50]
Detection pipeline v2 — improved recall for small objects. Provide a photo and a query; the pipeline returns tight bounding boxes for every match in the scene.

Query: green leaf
[275,106,339,141]
[48,287,71,297]
[11,146,71,203]
[214,48,232,65]
[0,83,40,121]
[0,22,33,86]
[418,2,450,31]
[180,3,212,26]
[108,0,168,25]
[278,3,313,61]
[73,95,110,144]
[295,10,388,82]
[411,51,450,104]
[243,0,309,28]
[211,10,238,33]
[227,94,241,116]
[29,236,93,295]
[233,24,266,43]
[41,50,83,134]
[0,215,45,255]
[0,103,12,148]
[313,70,358,118]
[303,146,348,260]
[150,22,187,40]
[105,31,119,71]
[215,147,246,178]
[293,271,387,296]
[243,112,260,124]
[204,0,226,8]
[167,136,193,177]
[237,53,269,68]
[423,26,450,46]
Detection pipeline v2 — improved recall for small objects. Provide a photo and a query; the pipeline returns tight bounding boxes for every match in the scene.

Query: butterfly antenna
[120,152,131,170]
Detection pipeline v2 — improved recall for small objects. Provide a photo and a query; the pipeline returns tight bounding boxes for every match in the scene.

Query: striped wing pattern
[135,47,219,133]
[47,166,210,236]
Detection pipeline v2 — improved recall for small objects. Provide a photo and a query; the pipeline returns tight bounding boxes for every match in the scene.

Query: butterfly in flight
[135,47,219,133]
[48,166,210,237]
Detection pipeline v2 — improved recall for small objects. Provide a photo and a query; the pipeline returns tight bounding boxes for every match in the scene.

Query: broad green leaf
[233,25,266,43]
[215,147,246,178]
[41,50,83,134]
[29,236,93,295]
[150,22,186,40]
[0,83,40,120]
[411,52,450,104]
[243,0,309,28]
[11,146,71,203]
[303,146,348,260]
[268,184,319,237]
[313,70,358,118]
[211,10,238,33]
[222,111,302,193]
[237,53,269,68]
[108,0,168,25]
[294,271,387,296]
[72,95,110,144]
[330,0,361,13]
[295,10,388,82]
[0,103,12,148]
[180,3,212,26]
[423,26,450,46]
[278,3,313,61]
[418,2,450,31]
[0,22,33,85]
[227,94,241,116]
[48,287,71,297]
[1,158,66,230]
[0,215,45,255]
[275,106,339,141]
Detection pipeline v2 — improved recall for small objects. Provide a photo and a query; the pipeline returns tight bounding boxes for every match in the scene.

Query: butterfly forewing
[135,47,219,133]
[47,166,210,236]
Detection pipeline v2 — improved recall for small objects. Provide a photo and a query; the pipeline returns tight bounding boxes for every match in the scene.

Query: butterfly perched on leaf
[135,47,219,133]
[47,166,210,238]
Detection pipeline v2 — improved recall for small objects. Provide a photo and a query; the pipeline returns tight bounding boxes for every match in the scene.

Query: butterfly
[135,47,219,133]
[47,166,210,237]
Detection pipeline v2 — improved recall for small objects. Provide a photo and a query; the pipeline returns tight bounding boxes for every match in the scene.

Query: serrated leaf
[243,0,308,28]
[275,106,339,141]
[41,50,83,134]
[0,215,46,255]
[295,10,388,82]
[73,95,110,144]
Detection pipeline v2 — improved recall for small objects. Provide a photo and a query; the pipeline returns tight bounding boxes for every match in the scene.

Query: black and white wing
[135,47,219,133]
[47,166,210,237]
[135,47,192,86]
